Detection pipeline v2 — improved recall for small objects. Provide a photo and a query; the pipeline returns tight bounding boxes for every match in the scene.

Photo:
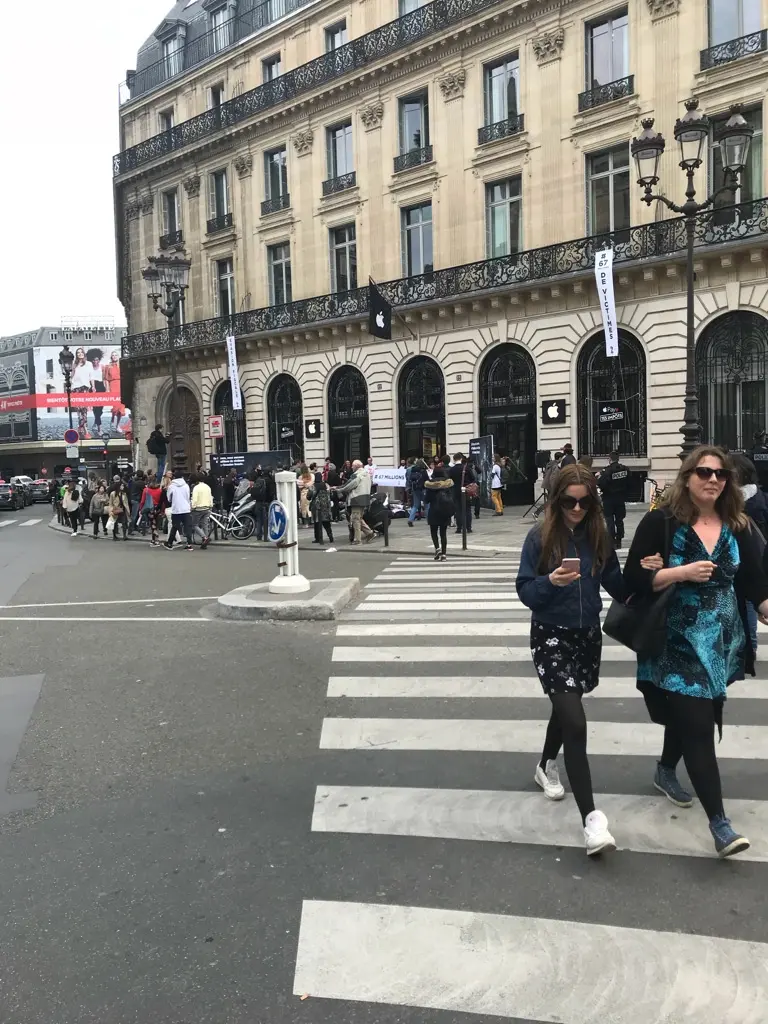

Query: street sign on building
[63,428,79,445]
[65,445,79,459]
[208,415,224,438]
[305,418,321,439]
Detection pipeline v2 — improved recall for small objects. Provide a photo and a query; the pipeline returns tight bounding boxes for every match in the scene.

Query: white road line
[359,603,525,613]
[332,645,637,662]
[339,619,768,634]
[0,520,17,527]
[0,595,220,610]
[311,785,768,861]
[293,900,768,1022]
[0,616,221,623]
[17,518,42,527]
[364,593,522,603]
[319,717,768,758]
[378,572,517,579]
[365,582,515,590]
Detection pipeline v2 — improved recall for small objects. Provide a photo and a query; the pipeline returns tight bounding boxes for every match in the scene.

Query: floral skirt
[530,621,602,697]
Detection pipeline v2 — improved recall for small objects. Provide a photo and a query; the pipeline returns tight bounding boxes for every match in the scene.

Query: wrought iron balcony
[261,193,291,216]
[122,196,768,359]
[206,212,233,234]
[159,229,183,249]
[394,146,433,173]
[322,172,357,196]
[578,75,634,112]
[700,30,767,70]
[115,0,512,175]
[477,113,525,146]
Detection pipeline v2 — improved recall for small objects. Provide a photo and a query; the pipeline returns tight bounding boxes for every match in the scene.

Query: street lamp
[631,99,753,455]
[58,345,75,430]
[142,251,192,472]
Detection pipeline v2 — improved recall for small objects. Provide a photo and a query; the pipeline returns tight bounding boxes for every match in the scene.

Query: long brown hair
[538,463,611,575]
[664,445,746,531]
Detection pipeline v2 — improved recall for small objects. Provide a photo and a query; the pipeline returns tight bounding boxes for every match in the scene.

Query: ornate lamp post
[142,251,192,472]
[58,345,75,430]
[631,99,753,455]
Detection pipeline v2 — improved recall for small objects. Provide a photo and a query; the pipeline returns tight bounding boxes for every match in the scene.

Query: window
[401,202,433,276]
[399,0,424,12]
[83,332,92,341]
[586,145,630,235]
[484,54,519,124]
[45,359,54,377]
[486,177,522,258]
[710,107,762,209]
[264,147,288,199]
[709,0,760,45]
[586,9,628,87]
[105,331,114,340]
[64,332,72,341]
[325,20,348,51]
[215,258,235,316]
[399,92,429,152]
[162,188,179,235]
[268,243,292,305]
[330,224,357,292]
[162,34,183,78]
[209,169,230,217]
[159,109,175,133]
[263,53,282,81]
[326,122,353,178]
[210,83,225,108]
[211,5,230,52]
[48,332,58,342]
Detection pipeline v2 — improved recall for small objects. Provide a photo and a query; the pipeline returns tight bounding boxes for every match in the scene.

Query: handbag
[461,463,479,499]
[603,513,675,659]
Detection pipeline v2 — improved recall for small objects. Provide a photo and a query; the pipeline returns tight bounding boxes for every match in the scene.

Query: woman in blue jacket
[517,463,659,855]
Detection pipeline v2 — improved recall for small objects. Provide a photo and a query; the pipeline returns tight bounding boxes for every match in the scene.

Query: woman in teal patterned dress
[625,446,768,858]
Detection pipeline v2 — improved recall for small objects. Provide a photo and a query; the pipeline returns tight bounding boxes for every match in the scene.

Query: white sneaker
[584,810,616,856]
[534,760,565,800]
[70,531,77,537]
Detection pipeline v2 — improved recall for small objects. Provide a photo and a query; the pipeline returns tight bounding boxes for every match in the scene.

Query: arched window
[267,373,303,459]
[398,356,445,460]
[213,381,246,454]
[328,365,369,465]
[696,311,768,451]
[577,330,647,458]
[479,343,537,500]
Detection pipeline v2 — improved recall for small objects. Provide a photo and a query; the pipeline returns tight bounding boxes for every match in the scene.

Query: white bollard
[269,470,310,595]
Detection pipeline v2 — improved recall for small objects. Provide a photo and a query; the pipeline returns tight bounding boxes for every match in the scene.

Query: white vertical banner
[225,334,242,410]
[594,249,618,357]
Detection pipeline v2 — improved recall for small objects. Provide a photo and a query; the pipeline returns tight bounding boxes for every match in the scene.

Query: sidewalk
[48,504,649,558]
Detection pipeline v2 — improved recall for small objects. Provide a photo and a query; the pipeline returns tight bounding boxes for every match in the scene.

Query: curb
[217,577,360,621]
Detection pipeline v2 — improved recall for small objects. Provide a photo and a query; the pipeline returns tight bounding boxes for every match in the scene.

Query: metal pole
[383,505,389,548]
[270,471,310,593]
[461,489,467,551]
[65,373,73,430]
[679,208,700,455]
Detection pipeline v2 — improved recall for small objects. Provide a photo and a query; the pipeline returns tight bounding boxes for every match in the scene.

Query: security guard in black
[599,452,629,547]
[747,431,768,491]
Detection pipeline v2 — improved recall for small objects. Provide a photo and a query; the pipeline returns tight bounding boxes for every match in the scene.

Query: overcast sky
[0,0,168,336]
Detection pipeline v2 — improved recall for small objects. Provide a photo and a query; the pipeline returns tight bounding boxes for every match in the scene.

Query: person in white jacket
[163,470,194,550]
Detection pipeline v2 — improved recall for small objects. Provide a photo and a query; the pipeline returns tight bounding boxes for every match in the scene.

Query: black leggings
[314,521,334,543]
[661,692,723,821]
[540,693,595,823]
[430,522,448,554]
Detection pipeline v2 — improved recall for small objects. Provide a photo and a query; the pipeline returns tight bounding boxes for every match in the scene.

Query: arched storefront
[267,373,303,461]
[696,311,768,451]
[327,365,369,467]
[577,330,647,463]
[167,385,202,470]
[213,381,246,454]
[398,356,445,461]
[478,343,537,503]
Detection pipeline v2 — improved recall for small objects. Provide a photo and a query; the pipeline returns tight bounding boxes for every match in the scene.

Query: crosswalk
[294,551,768,1020]
[0,518,43,528]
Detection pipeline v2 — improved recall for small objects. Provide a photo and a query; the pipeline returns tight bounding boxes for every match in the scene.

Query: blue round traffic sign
[267,500,288,543]
[64,428,79,445]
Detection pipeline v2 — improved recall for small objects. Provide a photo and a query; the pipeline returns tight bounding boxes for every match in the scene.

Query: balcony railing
[206,212,233,234]
[578,75,634,112]
[159,229,183,249]
[122,0,317,102]
[261,193,291,216]
[394,146,433,173]
[477,113,525,146]
[700,29,767,70]
[322,171,357,196]
[122,196,768,359]
[115,0,514,175]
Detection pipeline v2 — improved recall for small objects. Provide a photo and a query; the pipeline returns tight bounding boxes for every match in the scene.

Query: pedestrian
[448,453,474,535]
[189,472,213,549]
[146,423,170,479]
[160,469,174,537]
[424,464,454,560]
[128,470,146,534]
[326,462,342,521]
[164,469,194,550]
[139,473,164,547]
[336,459,373,544]
[222,469,238,510]
[746,430,768,491]
[108,481,130,541]
[597,450,630,548]
[559,443,577,468]
[624,445,768,858]
[79,477,93,532]
[89,484,109,538]
[249,469,270,541]
[491,453,504,515]
[732,453,768,654]
[577,455,594,471]
[309,473,334,545]
[297,464,313,526]
[62,481,82,536]
[407,458,427,527]
[339,460,352,484]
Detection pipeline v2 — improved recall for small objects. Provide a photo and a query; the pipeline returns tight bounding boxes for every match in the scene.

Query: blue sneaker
[709,815,750,859]
[653,762,693,808]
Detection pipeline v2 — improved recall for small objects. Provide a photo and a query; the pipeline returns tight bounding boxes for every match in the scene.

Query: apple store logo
[541,399,566,425]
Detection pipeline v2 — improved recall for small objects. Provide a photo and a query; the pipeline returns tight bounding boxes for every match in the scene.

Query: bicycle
[647,478,669,511]
[205,504,256,541]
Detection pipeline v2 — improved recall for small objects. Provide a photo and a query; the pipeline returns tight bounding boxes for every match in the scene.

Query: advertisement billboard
[31,345,132,442]
[0,350,35,444]
[469,434,494,509]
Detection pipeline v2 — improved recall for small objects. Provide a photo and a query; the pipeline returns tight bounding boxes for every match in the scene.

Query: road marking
[359,603,524,612]
[0,616,224,623]
[319,717,768,758]
[311,785,768,861]
[366,582,515,590]
[0,520,17,527]
[17,518,42,527]
[0,595,220,610]
[331,645,637,662]
[293,900,768,1021]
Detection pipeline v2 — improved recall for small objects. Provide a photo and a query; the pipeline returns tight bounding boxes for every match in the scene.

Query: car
[10,476,34,506]
[29,479,51,502]
[0,483,24,511]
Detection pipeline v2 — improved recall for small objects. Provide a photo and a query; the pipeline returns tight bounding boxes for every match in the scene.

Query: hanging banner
[225,335,242,410]
[594,249,618,357]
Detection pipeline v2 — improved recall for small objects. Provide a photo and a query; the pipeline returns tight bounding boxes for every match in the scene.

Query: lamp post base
[269,573,311,595]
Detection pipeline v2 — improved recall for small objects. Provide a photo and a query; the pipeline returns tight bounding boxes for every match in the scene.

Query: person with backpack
[139,473,165,547]
[309,473,334,545]
[491,454,504,515]
[146,424,170,479]
[424,464,455,560]
[407,458,427,526]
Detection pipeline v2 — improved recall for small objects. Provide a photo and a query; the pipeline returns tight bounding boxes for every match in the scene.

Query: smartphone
[561,558,580,573]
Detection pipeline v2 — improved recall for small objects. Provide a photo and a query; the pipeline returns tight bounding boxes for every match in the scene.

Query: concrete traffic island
[217,577,359,621]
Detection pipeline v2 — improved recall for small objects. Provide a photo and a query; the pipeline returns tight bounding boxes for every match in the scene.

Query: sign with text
[372,466,407,487]
[225,335,242,410]
[469,435,494,509]
[541,399,567,425]
[598,404,625,427]
[305,418,321,440]
[208,415,224,438]
[210,450,291,475]
[594,248,618,357]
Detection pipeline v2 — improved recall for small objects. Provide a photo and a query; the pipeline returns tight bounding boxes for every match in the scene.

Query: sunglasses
[691,467,730,482]
[560,496,594,511]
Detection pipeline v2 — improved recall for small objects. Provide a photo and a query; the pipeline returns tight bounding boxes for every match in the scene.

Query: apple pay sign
[541,399,566,425]
[305,418,322,439]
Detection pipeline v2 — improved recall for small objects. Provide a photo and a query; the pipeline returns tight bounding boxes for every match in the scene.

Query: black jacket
[448,461,474,500]
[148,429,169,456]
[598,462,630,500]
[425,477,455,525]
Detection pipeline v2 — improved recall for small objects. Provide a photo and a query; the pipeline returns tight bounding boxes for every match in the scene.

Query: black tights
[314,521,334,543]
[430,523,448,554]
[540,693,595,824]
[661,692,723,821]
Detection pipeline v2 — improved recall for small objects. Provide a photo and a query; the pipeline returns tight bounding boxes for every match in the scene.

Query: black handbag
[603,514,675,659]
